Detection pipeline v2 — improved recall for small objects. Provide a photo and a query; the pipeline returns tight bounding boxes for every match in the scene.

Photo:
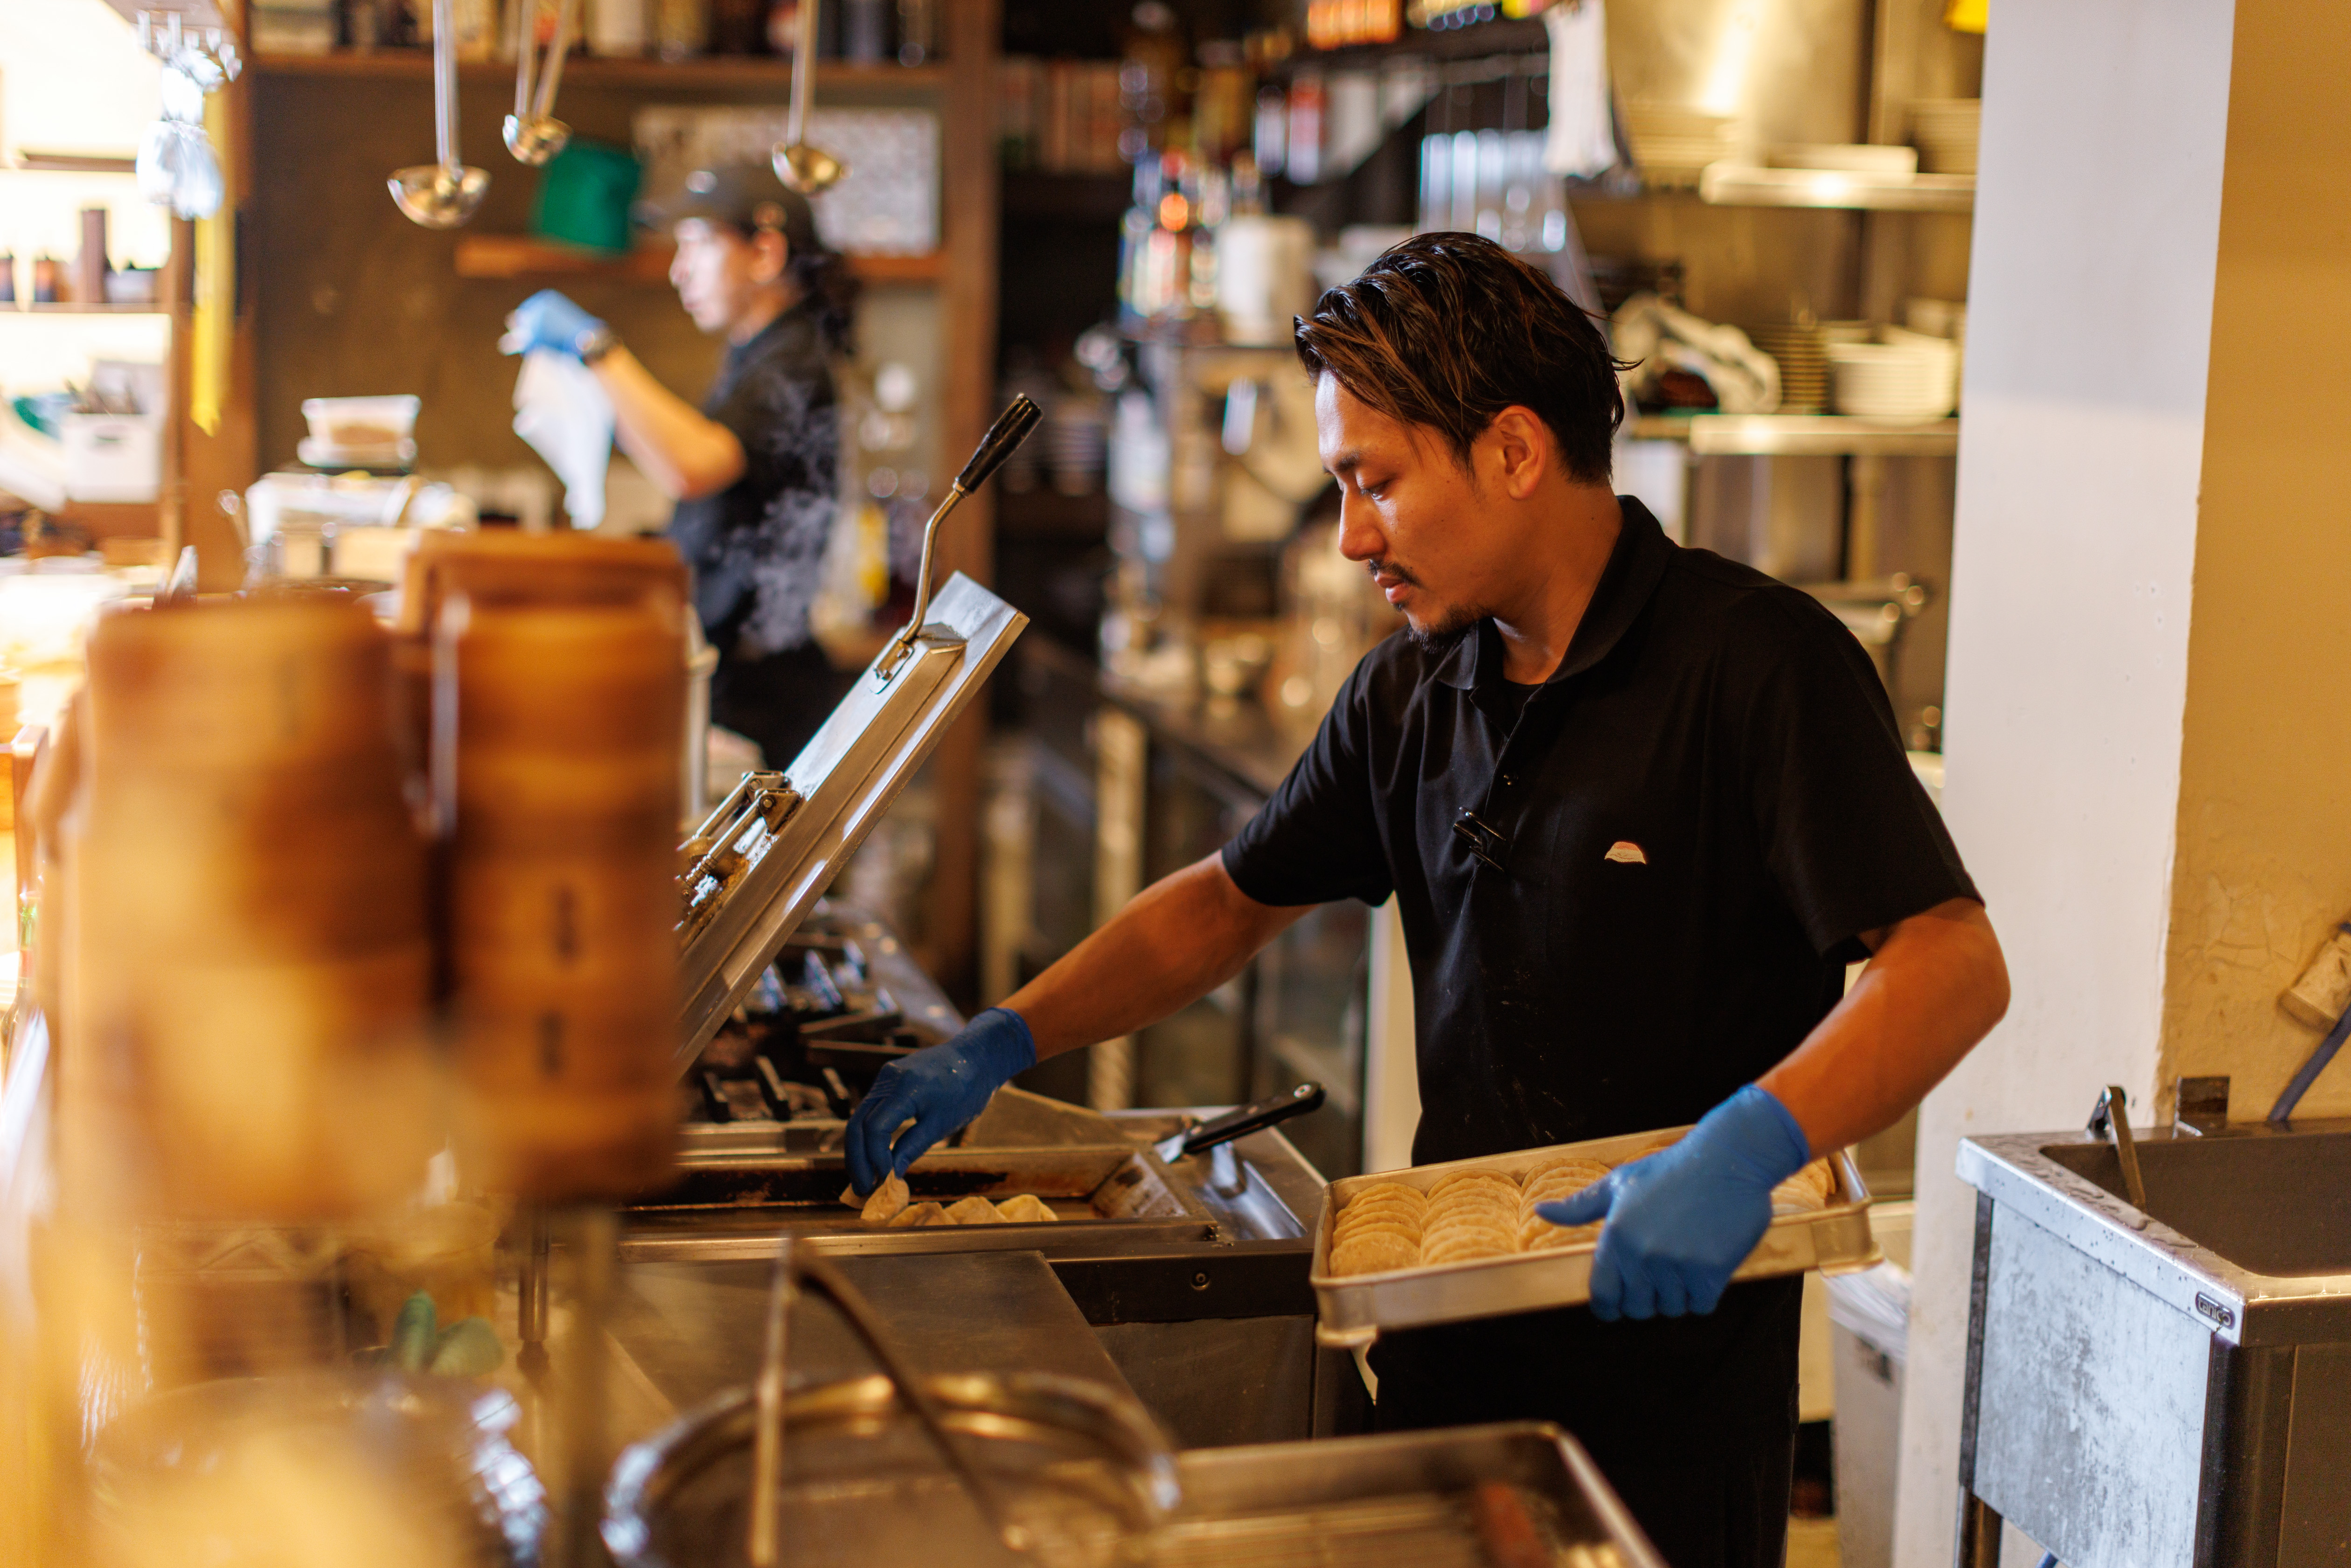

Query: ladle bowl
[502,114,572,167]
[389,162,490,229]
[772,140,844,196]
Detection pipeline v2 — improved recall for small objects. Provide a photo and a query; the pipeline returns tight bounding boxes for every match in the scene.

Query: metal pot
[603,1371,1180,1568]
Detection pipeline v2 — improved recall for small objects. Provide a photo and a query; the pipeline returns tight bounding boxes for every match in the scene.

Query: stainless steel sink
[1955,1114,2351,1568]
[2036,1127,2351,1277]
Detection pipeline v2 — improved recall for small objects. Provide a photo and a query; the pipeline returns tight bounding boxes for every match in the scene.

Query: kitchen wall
[248,71,944,489]
[1895,0,2351,1564]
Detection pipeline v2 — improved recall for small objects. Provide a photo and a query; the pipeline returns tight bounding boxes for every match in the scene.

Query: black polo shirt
[1222,496,1978,1166]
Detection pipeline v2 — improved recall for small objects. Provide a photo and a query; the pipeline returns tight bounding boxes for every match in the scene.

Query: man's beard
[1405,608,1478,656]
[1372,561,1479,654]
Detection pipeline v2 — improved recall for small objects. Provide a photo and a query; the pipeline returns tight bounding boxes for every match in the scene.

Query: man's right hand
[843,1007,1037,1196]
[504,289,607,359]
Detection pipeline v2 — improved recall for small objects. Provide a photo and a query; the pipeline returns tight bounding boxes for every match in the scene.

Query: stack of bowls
[1749,321,1829,414]
[1910,99,1982,174]
[1826,330,1959,419]
[1622,103,1740,188]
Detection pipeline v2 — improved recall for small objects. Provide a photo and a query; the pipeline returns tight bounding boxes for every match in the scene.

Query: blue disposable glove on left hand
[504,288,605,359]
[842,1008,1037,1196]
[1536,1084,1811,1322]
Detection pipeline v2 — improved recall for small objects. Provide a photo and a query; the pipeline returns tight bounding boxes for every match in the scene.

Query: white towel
[1544,0,1619,180]
[508,349,614,529]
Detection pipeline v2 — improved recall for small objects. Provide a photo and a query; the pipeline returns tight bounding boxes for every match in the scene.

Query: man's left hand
[1536,1084,1811,1321]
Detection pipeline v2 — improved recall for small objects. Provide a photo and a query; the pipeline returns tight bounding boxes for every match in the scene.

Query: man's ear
[1486,406,1551,500]
[751,229,792,285]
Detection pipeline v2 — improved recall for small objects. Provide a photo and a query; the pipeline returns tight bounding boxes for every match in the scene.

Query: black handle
[1178,1082,1326,1158]
[953,394,1043,493]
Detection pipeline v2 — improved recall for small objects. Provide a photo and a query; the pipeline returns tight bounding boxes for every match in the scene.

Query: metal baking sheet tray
[620,1144,1219,1263]
[1157,1420,1664,1568]
[1309,1126,1879,1348]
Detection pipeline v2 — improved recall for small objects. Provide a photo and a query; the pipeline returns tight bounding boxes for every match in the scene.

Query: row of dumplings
[1326,1144,1837,1278]
[842,1173,1061,1228]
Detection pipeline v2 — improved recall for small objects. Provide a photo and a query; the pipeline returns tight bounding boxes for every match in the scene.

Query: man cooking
[505,165,860,770]
[844,233,2009,1568]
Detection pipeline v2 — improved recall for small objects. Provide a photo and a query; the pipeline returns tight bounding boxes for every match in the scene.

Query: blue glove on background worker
[504,288,606,359]
[844,1007,1037,1196]
[1537,1084,1811,1321]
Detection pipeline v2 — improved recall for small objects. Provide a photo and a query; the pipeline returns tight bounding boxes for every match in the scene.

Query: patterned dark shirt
[668,299,838,657]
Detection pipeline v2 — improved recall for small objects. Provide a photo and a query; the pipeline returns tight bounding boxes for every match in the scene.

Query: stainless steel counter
[606,1250,1135,1427]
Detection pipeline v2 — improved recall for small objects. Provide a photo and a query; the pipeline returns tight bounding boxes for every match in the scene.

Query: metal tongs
[748,1239,1034,1566]
[876,395,1043,682]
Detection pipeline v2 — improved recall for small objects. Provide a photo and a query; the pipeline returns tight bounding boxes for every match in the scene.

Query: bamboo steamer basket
[439,597,685,1201]
[86,598,409,771]
[72,598,433,1221]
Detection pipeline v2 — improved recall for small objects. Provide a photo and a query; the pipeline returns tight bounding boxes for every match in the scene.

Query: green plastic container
[532,140,644,256]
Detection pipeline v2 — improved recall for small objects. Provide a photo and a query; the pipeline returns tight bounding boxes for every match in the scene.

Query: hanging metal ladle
[771,0,845,194]
[503,0,575,167]
[389,0,489,227]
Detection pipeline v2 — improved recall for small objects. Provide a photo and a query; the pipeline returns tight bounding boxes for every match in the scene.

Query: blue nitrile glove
[843,1008,1037,1196]
[1535,1084,1812,1322]
[504,289,606,359]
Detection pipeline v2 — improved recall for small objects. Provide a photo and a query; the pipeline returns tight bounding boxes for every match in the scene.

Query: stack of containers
[1910,99,1982,175]
[438,591,685,1200]
[72,598,433,1221]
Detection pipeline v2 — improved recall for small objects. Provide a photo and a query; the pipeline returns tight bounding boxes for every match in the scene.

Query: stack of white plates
[1911,98,1982,175]
[1623,103,1739,189]
[1826,333,1958,419]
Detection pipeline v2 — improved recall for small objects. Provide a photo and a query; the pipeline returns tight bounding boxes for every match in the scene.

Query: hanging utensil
[503,0,576,167]
[390,0,490,228]
[771,0,846,195]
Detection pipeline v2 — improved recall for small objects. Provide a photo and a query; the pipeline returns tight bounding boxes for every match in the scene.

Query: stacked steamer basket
[438,587,686,1200]
[71,598,434,1221]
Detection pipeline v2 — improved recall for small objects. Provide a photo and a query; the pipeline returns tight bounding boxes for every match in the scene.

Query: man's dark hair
[1293,232,1624,485]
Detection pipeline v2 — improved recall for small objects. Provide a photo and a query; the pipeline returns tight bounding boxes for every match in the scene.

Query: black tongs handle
[953,394,1043,494]
[1171,1082,1326,1159]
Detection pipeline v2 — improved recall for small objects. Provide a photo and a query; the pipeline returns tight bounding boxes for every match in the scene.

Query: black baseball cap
[633,161,825,252]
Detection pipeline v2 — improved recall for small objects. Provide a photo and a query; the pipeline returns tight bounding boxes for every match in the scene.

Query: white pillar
[1891,1,2234,1563]
[1896,1,2351,1563]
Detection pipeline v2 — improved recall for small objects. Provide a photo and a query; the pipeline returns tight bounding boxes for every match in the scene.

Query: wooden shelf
[7,302,169,315]
[452,234,943,285]
[11,153,139,174]
[251,50,950,90]
[1626,413,1960,457]
[1697,164,1975,214]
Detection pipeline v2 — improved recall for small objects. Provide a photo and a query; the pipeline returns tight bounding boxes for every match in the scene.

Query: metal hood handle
[876,395,1041,680]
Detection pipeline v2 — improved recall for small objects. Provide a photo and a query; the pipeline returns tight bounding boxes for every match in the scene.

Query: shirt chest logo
[1604,840,1648,866]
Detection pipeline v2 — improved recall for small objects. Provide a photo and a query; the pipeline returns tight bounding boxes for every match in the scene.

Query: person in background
[505,164,861,770]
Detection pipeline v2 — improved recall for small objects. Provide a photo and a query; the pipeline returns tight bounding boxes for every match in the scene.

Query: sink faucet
[2087,1084,2149,1209]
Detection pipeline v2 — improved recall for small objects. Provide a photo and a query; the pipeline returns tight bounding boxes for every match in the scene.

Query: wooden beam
[921,0,1006,1005]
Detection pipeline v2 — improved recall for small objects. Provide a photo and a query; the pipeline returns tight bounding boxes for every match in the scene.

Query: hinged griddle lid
[674,572,1025,1066]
